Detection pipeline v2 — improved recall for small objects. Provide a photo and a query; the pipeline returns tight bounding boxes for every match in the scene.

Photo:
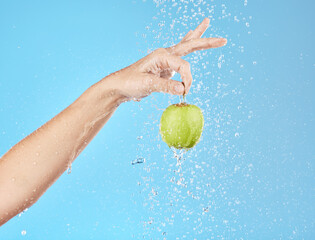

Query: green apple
[160,103,204,149]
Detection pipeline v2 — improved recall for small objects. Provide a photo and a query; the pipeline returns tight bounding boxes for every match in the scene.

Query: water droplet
[217,54,225,69]
[67,164,72,174]
[21,230,26,236]
[136,136,143,140]
[18,208,28,217]
[132,98,141,102]
[235,132,240,137]
[203,207,209,212]
[151,187,158,196]
[131,158,145,165]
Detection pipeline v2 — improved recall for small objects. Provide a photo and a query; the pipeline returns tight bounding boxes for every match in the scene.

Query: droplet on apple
[160,103,204,149]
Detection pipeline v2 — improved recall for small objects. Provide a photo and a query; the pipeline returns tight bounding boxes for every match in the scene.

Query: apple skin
[160,103,204,149]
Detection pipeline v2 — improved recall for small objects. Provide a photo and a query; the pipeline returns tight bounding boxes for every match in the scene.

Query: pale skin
[0,18,226,226]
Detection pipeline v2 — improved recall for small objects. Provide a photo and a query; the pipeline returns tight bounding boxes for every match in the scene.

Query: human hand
[107,18,227,101]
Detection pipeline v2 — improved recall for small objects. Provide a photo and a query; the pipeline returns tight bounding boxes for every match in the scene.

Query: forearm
[0,76,123,225]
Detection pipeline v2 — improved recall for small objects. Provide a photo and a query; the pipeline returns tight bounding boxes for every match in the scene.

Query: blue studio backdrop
[0,0,314,239]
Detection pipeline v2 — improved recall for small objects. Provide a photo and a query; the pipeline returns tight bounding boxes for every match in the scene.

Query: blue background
[0,0,314,239]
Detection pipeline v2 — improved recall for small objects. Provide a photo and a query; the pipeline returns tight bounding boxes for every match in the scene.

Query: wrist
[90,75,127,104]
[76,76,126,118]
[99,74,130,104]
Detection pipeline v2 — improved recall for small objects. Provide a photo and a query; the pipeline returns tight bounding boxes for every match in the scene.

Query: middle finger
[172,38,227,56]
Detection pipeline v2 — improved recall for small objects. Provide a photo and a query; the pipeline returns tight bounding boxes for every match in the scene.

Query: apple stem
[175,102,188,107]
[181,94,186,103]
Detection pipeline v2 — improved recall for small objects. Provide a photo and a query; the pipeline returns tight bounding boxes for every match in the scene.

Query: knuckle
[181,60,191,71]
[184,60,190,68]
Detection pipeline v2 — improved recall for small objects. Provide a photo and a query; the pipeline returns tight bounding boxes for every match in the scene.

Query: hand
[107,18,227,101]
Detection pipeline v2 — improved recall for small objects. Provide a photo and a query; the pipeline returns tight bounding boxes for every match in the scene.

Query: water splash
[171,148,187,187]
[133,0,252,238]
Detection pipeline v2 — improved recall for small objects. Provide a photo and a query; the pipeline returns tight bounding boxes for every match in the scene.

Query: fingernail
[174,84,184,94]
[221,38,227,45]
